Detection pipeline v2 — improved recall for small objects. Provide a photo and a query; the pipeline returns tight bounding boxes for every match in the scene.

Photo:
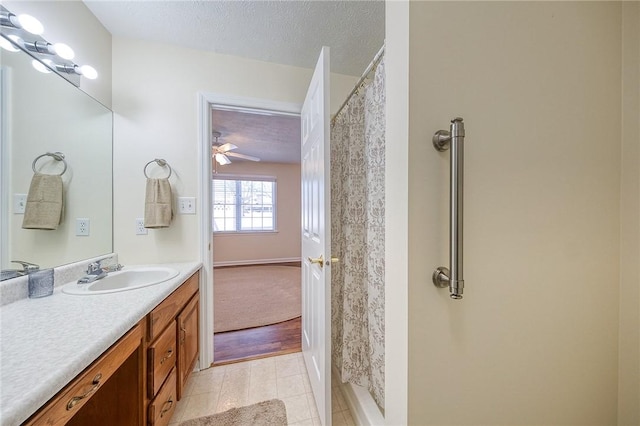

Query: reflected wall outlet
[178,197,196,214]
[76,218,90,236]
[13,194,27,214]
[135,218,147,235]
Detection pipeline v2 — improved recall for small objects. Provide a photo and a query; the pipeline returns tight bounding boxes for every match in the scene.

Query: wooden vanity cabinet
[146,270,200,423]
[25,321,145,426]
[147,368,177,426]
[25,269,201,426]
[147,319,177,398]
[177,292,199,399]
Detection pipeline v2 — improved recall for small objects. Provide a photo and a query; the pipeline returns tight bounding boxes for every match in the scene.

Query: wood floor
[213,317,302,365]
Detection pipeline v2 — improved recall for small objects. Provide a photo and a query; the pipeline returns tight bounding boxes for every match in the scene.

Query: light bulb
[52,43,74,60]
[32,59,52,74]
[215,154,231,165]
[16,14,43,35]
[79,65,98,80]
[0,35,20,52]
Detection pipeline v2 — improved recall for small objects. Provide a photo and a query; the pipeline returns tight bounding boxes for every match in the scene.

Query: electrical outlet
[178,197,196,214]
[13,194,27,214]
[135,218,147,235]
[76,218,90,236]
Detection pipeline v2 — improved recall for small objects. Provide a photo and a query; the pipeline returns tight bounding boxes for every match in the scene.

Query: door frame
[197,92,301,367]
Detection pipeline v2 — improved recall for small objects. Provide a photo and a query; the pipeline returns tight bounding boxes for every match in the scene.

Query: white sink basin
[62,267,179,295]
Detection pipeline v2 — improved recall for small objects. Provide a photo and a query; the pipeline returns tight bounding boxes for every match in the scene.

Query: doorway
[197,93,302,367]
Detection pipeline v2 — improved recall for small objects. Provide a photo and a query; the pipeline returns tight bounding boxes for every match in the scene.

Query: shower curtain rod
[331,44,385,126]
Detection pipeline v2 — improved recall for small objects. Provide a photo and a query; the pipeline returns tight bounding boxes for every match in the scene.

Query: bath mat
[214,265,301,332]
[178,399,287,426]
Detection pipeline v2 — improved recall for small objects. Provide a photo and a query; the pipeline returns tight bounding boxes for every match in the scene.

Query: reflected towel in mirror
[22,173,63,230]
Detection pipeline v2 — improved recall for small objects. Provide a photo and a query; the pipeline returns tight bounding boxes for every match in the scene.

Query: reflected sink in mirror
[62,267,179,295]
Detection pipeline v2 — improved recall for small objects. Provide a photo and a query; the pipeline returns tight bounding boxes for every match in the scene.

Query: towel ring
[144,159,172,179]
[32,152,67,176]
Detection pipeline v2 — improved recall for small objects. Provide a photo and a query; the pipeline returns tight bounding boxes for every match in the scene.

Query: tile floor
[168,352,355,426]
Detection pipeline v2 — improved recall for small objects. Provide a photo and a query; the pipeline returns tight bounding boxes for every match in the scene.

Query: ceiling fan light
[215,153,231,165]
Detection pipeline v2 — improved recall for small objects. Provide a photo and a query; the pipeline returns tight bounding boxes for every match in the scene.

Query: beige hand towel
[144,178,173,228]
[22,173,63,230]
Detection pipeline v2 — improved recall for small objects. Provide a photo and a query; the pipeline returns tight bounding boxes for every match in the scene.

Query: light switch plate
[13,194,27,214]
[178,197,196,214]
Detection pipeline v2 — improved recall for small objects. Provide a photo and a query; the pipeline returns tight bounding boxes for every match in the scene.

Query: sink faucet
[77,261,108,284]
[11,260,40,274]
[1,261,39,281]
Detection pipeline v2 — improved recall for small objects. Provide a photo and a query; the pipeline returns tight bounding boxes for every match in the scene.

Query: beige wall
[386,2,622,424]
[212,162,301,266]
[112,37,357,265]
[4,0,112,107]
[618,2,640,424]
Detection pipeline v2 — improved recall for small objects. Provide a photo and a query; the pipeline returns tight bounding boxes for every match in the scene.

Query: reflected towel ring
[32,152,68,176]
[144,159,172,179]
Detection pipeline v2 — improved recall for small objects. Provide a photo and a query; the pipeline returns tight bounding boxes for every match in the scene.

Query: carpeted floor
[214,265,301,333]
[178,399,287,426]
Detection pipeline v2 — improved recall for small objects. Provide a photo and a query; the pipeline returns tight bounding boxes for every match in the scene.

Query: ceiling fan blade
[226,152,260,162]
[214,153,232,165]
[218,143,237,153]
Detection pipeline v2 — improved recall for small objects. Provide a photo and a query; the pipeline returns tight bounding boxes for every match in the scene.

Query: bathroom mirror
[0,44,112,277]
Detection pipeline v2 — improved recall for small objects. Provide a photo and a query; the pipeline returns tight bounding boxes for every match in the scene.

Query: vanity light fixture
[23,40,75,60]
[31,58,52,74]
[0,34,20,52]
[0,5,98,86]
[54,63,98,80]
[0,11,43,35]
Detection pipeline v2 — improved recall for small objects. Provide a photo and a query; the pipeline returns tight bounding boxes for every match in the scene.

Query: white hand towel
[144,178,173,228]
[22,173,63,230]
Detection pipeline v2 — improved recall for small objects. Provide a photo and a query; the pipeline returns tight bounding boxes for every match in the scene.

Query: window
[213,177,276,232]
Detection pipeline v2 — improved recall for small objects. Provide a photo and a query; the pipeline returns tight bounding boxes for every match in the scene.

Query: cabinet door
[177,293,199,400]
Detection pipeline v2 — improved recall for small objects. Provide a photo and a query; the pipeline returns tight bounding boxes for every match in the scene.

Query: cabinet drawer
[148,320,177,398]
[25,323,143,426]
[148,271,199,342]
[148,367,177,426]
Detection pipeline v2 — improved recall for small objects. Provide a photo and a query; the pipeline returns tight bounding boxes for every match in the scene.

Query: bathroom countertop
[0,261,202,426]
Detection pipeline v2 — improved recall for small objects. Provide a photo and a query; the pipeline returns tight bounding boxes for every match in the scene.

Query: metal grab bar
[432,117,466,299]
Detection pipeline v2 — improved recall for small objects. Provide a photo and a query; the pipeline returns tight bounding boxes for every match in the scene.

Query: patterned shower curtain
[330,58,385,409]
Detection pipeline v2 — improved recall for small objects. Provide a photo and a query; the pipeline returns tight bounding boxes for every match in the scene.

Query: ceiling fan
[212,130,260,165]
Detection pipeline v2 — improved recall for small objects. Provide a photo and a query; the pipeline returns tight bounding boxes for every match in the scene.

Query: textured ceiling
[84,0,385,76]
[84,0,385,164]
[212,108,301,164]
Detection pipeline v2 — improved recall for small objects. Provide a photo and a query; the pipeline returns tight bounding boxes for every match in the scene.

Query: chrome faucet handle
[102,263,124,273]
[11,260,40,274]
[86,261,103,274]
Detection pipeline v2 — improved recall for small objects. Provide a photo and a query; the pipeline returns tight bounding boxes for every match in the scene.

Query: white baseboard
[213,257,301,267]
[332,366,385,426]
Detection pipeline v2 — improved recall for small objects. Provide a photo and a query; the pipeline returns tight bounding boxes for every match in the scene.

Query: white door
[301,47,332,426]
